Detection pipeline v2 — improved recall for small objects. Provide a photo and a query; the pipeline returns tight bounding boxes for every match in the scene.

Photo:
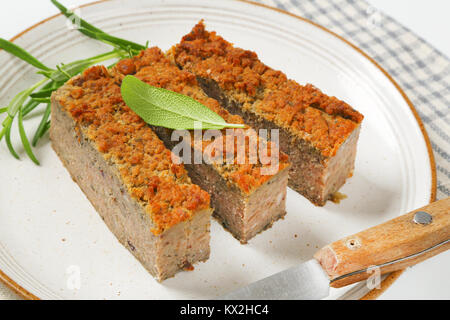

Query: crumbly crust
[55,65,210,236]
[171,21,364,157]
[114,48,289,194]
[54,47,289,234]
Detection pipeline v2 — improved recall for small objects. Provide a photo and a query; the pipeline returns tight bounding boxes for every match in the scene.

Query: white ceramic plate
[0,0,435,300]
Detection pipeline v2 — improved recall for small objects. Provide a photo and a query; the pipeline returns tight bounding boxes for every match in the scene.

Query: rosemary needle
[32,103,51,147]
[18,106,40,165]
[0,0,150,163]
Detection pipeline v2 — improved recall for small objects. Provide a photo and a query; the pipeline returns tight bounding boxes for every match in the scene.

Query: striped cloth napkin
[1,0,448,300]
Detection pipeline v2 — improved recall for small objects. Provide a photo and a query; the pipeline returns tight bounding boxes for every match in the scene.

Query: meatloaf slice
[170,21,364,206]
[113,48,291,243]
[51,65,212,281]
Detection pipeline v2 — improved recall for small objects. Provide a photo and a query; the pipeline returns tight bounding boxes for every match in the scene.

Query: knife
[220,197,450,300]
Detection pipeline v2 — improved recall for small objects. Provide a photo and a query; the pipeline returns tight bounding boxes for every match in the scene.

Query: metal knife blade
[219,259,330,300]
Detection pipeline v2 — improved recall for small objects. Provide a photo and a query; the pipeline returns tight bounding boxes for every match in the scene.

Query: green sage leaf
[120,75,245,130]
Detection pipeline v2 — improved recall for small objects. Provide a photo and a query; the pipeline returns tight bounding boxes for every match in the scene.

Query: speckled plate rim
[0,0,437,300]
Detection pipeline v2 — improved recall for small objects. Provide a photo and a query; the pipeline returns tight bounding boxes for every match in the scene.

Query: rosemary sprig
[0,78,46,163]
[0,43,129,163]
[77,28,146,56]
[0,38,52,71]
[30,88,57,99]
[0,78,47,141]
[50,0,104,34]
[51,0,145,56]
[18,105,40,165]
[5,124,19,160]
[23,82,56,116]
[0,0,149,164]
[32,103,51,147]
[37,50,126,82]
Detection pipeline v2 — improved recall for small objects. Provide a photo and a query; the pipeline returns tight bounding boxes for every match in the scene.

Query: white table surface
[0,0,449,300]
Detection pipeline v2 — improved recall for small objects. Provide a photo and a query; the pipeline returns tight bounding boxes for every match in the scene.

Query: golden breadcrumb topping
[56,65,210,236]
[114,48,290,194]
[54,47,290,234]
[172,21,364,157]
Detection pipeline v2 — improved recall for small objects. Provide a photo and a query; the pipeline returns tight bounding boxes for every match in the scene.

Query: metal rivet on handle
[413,211,433,225]
[345,238,361,250]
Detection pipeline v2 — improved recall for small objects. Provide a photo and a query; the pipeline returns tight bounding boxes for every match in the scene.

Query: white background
[0,0,448,300]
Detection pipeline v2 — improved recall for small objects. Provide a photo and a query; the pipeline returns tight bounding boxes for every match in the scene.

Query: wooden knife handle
[314,197,450,288]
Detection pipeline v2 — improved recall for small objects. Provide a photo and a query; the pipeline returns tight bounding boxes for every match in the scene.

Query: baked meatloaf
[113,48,291,243]
[51,65,212,281]
[170,21,364,206]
